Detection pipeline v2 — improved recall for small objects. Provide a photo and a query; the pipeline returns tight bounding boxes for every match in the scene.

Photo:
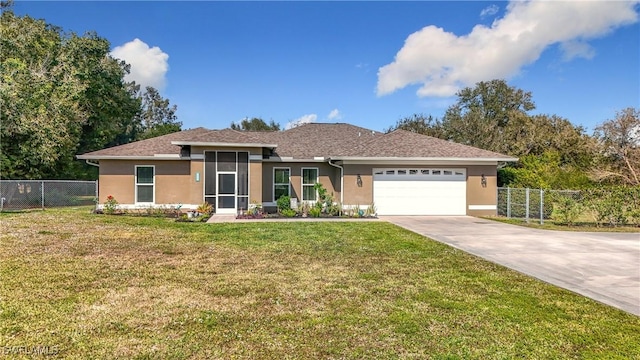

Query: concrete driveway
[380,216,640,316]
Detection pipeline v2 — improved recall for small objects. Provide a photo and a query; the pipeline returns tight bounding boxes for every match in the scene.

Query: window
[397,170,407,175]
[274,168,290,201]
[135,166,154,203]
[302,168,318,201]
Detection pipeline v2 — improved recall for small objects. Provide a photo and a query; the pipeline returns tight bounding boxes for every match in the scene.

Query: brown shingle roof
[78,127,211,157]
[343,129,514,159]
[78,123,515,161]
[177,128,277,146]
[266,123,381,158]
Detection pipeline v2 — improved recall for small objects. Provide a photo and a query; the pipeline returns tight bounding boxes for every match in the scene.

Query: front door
[217,172,236,214]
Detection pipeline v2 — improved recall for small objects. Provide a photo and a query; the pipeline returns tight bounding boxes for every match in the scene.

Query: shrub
[281,208,297,218]
[197,202,213,216]
[276,195,291,213]
[551,196,583,225]
[584,188,630,227]
[309,207,321,218]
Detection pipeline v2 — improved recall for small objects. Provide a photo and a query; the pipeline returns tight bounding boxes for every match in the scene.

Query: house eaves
[332,156,518,165]
[76,155,188,161]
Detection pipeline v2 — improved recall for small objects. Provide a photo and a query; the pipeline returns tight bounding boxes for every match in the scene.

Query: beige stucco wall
[466,165,498,216]
[343,164,374,206]
[98,156,499,216]
[98,160,199,205]
[261,162,340,203]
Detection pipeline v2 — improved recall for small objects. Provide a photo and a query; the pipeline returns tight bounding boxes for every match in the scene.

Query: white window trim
[273,167,291,201]
[301,167,319,202]
[135,165,155,204]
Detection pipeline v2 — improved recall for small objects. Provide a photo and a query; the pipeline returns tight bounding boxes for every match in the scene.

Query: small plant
[197,202,213,216]
[309,207,321,218]
[299,201,310,217]
[365,203,377,217]
[281,208,297,218]
[352,204,362,218]
[248,201,263,216]
[103,195,119,215]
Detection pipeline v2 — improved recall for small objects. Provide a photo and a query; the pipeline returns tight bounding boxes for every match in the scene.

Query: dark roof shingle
[78,123,514,160]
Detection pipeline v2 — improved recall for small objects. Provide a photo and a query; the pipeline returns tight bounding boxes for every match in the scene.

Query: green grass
[1,208,639,359]
[486,216,640,232]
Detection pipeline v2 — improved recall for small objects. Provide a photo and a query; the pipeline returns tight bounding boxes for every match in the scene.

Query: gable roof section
[170,128,278,148]
[340,129,515,160]
[265,123,381,159]
[77,123,516,162]
[77,127,211,159]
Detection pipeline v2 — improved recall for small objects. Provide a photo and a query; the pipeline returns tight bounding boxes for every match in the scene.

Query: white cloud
[327,109,342,121]
[285,114,318,130]
[110,38,169,90]
[480,4,499,18]
[377,1,639,98]
[559,40,596,61]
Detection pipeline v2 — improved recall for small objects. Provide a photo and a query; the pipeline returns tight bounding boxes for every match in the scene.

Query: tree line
[0,7,181,180]
[387,80,639,189]
[1,6,637,189]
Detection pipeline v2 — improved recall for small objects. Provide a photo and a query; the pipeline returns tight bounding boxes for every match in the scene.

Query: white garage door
[373,168,466,215]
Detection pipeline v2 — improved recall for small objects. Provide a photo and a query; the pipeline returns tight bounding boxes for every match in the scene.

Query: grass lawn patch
[1,208,639,359]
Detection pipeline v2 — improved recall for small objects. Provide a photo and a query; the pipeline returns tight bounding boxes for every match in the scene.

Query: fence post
[525,188,530,223]
[507,187,511,219]
[41,180,45,210]
[95,180,99,211]
[540,189,544,225]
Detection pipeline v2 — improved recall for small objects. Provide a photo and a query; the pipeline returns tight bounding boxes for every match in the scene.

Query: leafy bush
[583,187,636,227]
[276,195,291,213]
[551,196,583,225]
[281,208,297,218]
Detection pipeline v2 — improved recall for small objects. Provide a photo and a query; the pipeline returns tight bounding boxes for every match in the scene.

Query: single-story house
[77,123,517,216]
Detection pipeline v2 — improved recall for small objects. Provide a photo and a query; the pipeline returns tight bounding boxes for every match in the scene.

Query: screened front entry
[204,151,249,214]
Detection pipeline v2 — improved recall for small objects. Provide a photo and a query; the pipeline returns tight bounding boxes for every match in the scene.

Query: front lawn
[1,208,638,359]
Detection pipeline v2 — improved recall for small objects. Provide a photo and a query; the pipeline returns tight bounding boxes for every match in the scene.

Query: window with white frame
[135,165,154,203]
[273,168,290,201]
[302,168,318,201]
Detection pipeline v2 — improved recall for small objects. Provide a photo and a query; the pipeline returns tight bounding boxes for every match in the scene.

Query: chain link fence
[0,180,97,211]
[497,187,640,226]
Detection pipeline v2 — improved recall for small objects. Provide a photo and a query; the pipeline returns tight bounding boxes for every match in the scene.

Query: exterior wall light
[195,172,201,182]
[481,174,487,188]
[356,174,363,187]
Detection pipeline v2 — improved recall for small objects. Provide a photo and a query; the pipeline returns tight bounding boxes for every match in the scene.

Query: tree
[230,117,280,131]
[385,113,444,138]
[592,107,640,185]
[0,10,143,179]
[441,79,535,153]
[388,80,599,189]
[134,86,181,140]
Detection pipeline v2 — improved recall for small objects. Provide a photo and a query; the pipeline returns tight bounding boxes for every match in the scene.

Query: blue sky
[13,1,640,133]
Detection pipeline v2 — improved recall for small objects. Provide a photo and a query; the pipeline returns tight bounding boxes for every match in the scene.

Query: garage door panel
[373,169,466,216]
